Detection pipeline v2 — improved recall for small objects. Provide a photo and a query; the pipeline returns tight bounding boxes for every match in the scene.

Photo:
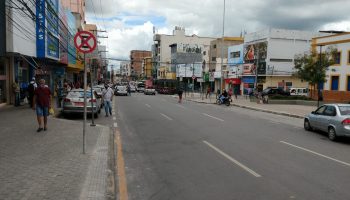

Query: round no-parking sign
[74,31,97,54]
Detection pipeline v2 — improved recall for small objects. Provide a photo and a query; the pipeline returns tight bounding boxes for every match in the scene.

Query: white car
[114,85,128,96]
[130,85,136,92]
[137,83,145,92]
[144,87,156,95]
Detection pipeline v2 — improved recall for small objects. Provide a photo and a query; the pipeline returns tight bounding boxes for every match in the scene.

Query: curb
[187,99,305,119]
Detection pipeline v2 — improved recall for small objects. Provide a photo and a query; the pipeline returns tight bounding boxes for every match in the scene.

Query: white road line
[113,117,116,120]
[202,113,224,122]
[160,113,173,121]
[114,122,118,128]
[176,104,186,109]
[145,104,151,108]
[280,141,350,167]
[203,141,261,178]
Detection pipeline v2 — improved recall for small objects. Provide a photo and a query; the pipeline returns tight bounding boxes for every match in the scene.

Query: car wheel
[328,127,337,141]
[304,119,312,131]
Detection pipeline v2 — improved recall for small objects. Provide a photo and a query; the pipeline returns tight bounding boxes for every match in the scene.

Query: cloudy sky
[85,0,350,69]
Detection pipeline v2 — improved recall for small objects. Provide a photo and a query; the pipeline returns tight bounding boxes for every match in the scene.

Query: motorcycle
[216,95,230,106]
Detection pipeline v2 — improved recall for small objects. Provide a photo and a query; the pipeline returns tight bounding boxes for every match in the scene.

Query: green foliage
[294,46,337,85]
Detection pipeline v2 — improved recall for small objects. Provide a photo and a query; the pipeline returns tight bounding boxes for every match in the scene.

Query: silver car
[62,89,101,118]
[304,104,350,141]
[114,85,128,96]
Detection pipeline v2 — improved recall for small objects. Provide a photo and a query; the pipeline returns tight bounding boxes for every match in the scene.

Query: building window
[348,51,350,65]
[203,51,206,56]
[347,76,350,91]
[213,44,217,49]
[211,57,216,62]
[334,52,341,65]
[331,76,339,91]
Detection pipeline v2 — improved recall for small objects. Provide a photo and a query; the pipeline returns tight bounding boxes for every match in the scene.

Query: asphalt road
[62,92,350,199]
[114,93,350,200]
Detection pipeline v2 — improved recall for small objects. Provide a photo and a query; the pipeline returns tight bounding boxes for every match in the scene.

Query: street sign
[74,31,97,54]
[192,75,196,80]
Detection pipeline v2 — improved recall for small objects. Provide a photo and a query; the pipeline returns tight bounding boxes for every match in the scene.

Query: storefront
[242,76,255,95]
[0,57,7,104]
[225,78,241,95]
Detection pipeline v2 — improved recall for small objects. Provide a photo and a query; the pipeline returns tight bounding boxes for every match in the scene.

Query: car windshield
[137,84,145,87]
[338,106,350,115]
[67,91,93,98]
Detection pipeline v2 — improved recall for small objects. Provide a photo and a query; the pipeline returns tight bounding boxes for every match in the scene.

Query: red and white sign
[74,31,97,54]
[192,75,196,80]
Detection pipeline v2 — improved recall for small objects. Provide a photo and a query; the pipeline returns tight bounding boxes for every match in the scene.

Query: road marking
[114,122,118,127]
[160,113,173,121]
[203,141,261,178]
[115,130,128,200]
[202,113,224,122]
[145,104,151,108]
[176,104,186,109]
[280,141,350,167]
[113,117,116,120]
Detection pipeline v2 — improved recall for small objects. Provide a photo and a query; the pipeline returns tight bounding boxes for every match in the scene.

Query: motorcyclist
[219,89,228,103]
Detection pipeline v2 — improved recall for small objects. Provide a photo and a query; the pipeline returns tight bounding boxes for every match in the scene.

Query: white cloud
[85,0,350,69]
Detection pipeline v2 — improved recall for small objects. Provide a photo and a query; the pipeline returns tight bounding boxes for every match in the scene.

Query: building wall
[153,27,216,79]
[6,2,36,57]
[130,50,151,78]
[60,0,85,23]
[312,33,350,102]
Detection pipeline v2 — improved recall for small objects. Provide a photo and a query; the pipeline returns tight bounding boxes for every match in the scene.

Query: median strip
[203,141,261,178]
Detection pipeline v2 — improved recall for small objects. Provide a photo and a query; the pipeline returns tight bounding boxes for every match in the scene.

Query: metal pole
[318,45,323,107]
[220,0,226,92]
[83,53,87,154]
[90,60,96,126]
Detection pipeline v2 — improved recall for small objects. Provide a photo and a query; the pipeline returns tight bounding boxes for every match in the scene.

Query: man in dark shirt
[33,79,51,132]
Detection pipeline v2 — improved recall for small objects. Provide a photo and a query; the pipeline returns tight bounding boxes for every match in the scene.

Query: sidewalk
[0,105,113,200]
[181,93,316,118]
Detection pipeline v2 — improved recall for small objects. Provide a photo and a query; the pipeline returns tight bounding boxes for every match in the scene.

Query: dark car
[261,87,290,96]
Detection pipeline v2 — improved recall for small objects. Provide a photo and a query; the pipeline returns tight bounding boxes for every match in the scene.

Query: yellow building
[143,57,153,79]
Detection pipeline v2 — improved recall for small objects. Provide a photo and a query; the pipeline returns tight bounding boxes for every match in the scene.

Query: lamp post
[317,44,324,107]
[220,0,226,92]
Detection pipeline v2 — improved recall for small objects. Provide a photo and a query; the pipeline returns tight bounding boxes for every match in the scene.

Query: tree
[294,46,337,98]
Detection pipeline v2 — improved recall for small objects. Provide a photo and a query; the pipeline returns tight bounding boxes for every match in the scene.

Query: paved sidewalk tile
[0,106,110,200]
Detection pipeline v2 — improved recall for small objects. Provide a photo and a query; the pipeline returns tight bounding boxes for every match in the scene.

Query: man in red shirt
[33,79,51,132]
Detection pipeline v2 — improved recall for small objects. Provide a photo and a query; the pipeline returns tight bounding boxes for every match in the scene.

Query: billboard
[36,0,60,60]
[243,41,267,64]
[228,44,244,65]
[176,63,203,77]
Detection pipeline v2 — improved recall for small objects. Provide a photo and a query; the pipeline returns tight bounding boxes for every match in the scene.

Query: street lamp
[317,44,324,107]
[220,0,226,93]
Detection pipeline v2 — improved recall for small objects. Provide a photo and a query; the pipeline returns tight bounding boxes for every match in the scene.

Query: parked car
[290,88,308,96]
[62,89,101,118]
[304,104,350,141]
[115,85,128,96]
[144,87,156,95]
[262,87,290,96]
[130,85,136,92]
[137,83,145,93]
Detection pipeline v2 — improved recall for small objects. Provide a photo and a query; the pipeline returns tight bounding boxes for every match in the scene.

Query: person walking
[33,79,51,132]
[177,86,184,103]
[206,86,211,99]
[102,84,113,117]
[12,79,20,106]
[27,77,37,108]
[127,84,131,96]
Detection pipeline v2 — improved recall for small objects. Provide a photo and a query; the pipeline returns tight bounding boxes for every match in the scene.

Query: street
[113,93,350,200]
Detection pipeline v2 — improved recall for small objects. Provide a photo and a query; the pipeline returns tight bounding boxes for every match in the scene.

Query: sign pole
[83,53,87,154]
[90,59,96,126]
[74,30,97,154]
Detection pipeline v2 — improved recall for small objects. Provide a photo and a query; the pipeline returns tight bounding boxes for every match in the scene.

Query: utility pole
[220,0,226,93]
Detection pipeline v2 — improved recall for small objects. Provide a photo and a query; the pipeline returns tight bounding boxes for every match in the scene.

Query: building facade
[239,28,325,94]
[312,33,350,102]
[130,50,151,80]
[152,26,215,80]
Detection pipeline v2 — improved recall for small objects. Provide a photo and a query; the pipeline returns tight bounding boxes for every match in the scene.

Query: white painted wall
[6,3,36,57]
